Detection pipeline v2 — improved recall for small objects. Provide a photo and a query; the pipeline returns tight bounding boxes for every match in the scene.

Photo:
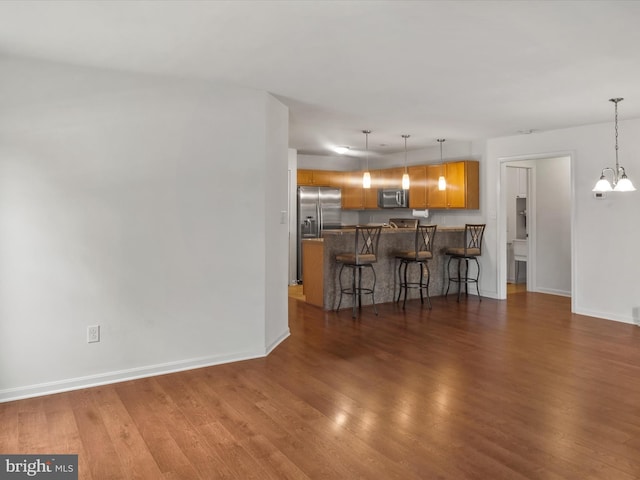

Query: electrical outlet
[87,325,100,343]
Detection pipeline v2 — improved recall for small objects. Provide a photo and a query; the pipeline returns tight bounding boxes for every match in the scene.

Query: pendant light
[401,134,410,190]
[362,130,372,189]
[593,98,636,192]
[437,138,447,191]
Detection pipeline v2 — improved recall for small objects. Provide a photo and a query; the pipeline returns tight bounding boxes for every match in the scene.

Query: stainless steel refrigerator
[297,186,342,283]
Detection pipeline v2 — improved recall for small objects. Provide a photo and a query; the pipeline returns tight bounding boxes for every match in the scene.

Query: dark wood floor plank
[4,293,640,479]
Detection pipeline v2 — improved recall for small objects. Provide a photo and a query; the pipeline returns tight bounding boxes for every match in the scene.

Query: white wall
[368,140,475,170]
[297,153,359,171]
[0,57,290,401]
[264,96,290,352]
[487,120,640,324]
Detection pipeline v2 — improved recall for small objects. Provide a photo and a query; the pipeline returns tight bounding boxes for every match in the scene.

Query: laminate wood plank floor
[507,282,527,295]
[3,293,640,479]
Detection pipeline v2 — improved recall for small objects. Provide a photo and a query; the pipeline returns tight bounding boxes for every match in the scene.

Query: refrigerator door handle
[396,191,401,206]
[318,201,323,235]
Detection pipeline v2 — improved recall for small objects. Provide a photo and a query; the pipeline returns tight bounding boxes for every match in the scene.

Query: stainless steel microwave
[378,189,409,208]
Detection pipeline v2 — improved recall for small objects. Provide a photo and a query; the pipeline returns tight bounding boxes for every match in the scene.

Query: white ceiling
[1,0,640,156]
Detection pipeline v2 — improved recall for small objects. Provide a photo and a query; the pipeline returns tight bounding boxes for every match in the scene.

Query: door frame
[497,151,575,311]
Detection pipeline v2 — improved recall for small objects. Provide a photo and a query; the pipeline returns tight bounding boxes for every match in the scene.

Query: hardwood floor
[288,284,305,301]
[3,293,640,479]
[507,282,527,295]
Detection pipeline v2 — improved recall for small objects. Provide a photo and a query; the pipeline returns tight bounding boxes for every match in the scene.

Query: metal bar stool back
[445,223,486,301]
[335,225,383,318]
[395,224,438,309]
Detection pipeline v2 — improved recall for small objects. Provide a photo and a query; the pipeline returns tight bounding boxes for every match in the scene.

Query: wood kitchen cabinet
[424,161,479,209]
[341,171,365,209]
[297,169,314,186]
[379,167,405,189]
[301,161,479,210]
[297,169,342,188]
[302,239,325,307]
[445,161,479,209]
[425,164,447,208]
[341,170,380,209]
[408,165,427,208]
[312,169,340,187]
[364,170,380,209]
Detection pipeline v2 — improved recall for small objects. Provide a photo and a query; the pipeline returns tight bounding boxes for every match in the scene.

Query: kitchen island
[302,226,465,311]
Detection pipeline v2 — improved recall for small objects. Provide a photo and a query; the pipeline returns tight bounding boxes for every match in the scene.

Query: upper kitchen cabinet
[443,161,479,209]
[425,164,447,208]
[341,171,365,209]
[297,169,314,185]
[313,169,341,187]
[364,170,380,209]
[297,169,342,188]
[341,170,380,210]
[379,167,405,190]
[426,161,479,209]
[408,165,427,208]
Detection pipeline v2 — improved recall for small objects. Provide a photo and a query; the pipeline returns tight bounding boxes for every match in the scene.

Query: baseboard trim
[0,348,268,404]
[266,328,290,355]
[535,287,571,297]
[574,307,637,326]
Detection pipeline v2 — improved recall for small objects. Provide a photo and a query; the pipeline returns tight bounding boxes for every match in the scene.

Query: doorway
[499,155,572,299]
[505,165,530,294]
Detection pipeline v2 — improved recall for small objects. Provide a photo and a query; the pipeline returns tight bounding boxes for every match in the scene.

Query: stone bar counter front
[302,226,465,311]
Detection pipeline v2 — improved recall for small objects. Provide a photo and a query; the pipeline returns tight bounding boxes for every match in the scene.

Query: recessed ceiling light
[333,146,350,154]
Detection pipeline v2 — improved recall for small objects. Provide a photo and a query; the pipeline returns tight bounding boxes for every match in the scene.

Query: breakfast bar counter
[303,226,465,311]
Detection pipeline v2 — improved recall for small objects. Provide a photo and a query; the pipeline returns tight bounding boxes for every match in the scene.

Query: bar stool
[335,225,382,318]
[445,224,486,302]
[395,224,437,309]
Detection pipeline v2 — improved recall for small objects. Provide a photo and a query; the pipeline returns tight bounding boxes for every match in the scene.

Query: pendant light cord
[437,138,445,164]
[363,129,371,171]
[402,134,410,173]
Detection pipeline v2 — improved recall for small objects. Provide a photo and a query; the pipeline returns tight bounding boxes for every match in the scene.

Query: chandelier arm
[600,166,617,184]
